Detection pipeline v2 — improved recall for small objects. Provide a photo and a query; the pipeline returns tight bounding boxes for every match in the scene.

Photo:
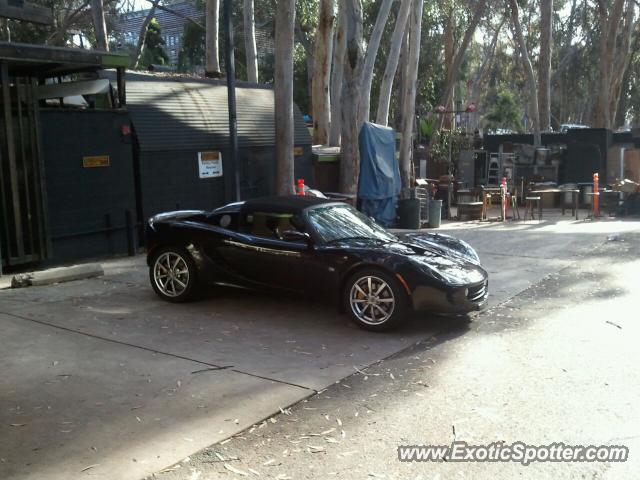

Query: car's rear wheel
[344,268,408,331]
[150,247,198,302]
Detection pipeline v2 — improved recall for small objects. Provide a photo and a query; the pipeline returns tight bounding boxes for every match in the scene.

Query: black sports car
[146,196,488,331]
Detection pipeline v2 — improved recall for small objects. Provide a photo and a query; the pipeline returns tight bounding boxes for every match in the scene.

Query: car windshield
[306,204,397,243]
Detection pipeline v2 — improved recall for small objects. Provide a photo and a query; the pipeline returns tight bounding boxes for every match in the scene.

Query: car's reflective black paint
[146,196,489,314]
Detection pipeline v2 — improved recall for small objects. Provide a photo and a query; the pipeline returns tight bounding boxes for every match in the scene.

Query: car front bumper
[411,281,489,315]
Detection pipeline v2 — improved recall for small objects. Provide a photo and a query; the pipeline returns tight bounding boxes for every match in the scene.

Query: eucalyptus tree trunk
[311,0,336,145]
[437,0,487,125]
[295,19,315,104]
[470,17,504,106]
[398,0,423,192]
[441,7,455,128]
[131,0,160,69]
[275,0,296,194]
[244,0,259,82]
[470,17,504,130]
[340,0,364,194]
[91,0,109,51]
[509,0,540,146]
[538,0,553,131]
[593,0,626,128]
[358,0,394,125]
[205,0,221,77]
[375,0,412,126]
[329,6,347,146]
[395,26,409,131]
[609,0,636,126]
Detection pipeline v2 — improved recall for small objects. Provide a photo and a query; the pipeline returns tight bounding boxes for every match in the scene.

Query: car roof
[240,195,336,214]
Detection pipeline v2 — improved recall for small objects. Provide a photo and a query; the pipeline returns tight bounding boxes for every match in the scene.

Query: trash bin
[397,198,421,229]
[428,199,443,228]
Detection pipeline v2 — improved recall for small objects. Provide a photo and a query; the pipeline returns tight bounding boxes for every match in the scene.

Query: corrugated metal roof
[121,72,311,152]
[111,2,202,35]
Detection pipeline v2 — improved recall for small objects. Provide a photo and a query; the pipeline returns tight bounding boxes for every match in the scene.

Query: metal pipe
[126,209,136,256]
[51,225,129,240]
[223,0,241,202]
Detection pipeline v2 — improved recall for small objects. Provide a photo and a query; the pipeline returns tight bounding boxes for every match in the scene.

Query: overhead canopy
[0,0,53,24]
[119,71,312,152]
[0,42,129,77]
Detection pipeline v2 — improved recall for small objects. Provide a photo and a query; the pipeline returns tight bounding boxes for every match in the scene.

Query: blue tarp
[358,122,401,227]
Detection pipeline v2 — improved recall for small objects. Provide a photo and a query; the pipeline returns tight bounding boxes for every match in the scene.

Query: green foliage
[429,129,474,165]
[484,91,523,132]
[419,117,436,137]
[139,18,169,69]
[5,0,637,132]
[2,0,119,45]
[177,21,205,72]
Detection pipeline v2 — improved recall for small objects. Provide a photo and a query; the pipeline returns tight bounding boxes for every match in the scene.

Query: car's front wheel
[149,247,198,302]
[344,268,408,331]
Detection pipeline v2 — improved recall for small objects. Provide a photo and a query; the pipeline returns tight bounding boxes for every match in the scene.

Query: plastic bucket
[428,200,443,228]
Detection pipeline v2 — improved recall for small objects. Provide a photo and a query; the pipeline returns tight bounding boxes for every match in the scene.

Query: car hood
[397,232,481,265]
[331,236,486,286]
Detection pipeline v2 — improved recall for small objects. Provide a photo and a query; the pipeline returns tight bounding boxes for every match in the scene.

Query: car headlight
[410,255,485,286]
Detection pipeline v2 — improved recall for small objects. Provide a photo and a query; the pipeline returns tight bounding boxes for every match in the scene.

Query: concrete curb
[11,263,104,288]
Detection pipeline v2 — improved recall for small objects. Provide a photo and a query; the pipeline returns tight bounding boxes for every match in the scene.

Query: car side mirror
[281,230,311,243]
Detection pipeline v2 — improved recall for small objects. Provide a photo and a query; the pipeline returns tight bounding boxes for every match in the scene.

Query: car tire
[343,268,408,331]
[149,246,199,303]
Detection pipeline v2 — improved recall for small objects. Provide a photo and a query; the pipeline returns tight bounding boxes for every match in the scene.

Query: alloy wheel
[349,275,396,325]
[153,252,190,298]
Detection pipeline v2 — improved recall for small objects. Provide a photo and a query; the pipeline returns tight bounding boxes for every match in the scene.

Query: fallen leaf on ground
[224,464,248,476]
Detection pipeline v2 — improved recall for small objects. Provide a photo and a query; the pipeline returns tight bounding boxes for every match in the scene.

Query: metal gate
[0,61,47,273]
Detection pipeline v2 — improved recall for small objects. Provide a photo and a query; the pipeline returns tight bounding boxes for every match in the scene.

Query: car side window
[245,212,303,240]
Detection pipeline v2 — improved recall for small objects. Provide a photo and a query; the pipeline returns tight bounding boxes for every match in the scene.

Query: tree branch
[144,0,204,30]
[131,0,161,69]
[46,1,90,45]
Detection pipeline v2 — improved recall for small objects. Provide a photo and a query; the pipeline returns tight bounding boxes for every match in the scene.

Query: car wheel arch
[147,242,198,266]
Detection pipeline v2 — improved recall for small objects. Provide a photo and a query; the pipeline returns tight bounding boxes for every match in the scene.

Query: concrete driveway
[1,213,636,480]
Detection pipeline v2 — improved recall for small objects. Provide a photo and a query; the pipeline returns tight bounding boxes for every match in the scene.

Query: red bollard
[593,173,599,218]
[297,178,305,196]
[501,177,508,221]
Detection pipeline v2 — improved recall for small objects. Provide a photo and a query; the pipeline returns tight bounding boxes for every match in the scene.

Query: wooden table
[530,189,580,220]
[481,187,506,221]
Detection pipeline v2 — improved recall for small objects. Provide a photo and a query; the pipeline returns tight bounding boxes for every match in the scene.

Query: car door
[213,211,323,293]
